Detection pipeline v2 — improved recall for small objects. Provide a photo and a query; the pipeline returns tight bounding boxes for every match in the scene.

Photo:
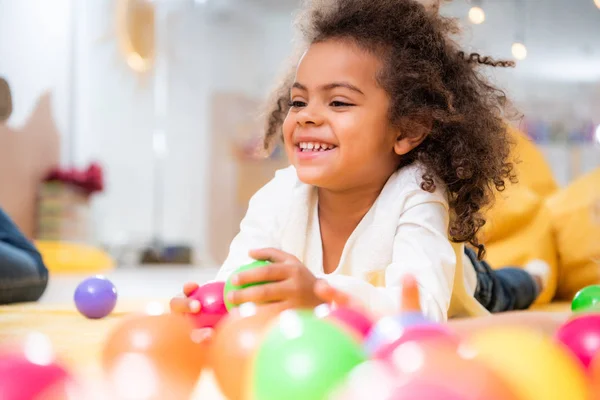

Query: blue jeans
[465,247,540,312]
[0,207,48,304]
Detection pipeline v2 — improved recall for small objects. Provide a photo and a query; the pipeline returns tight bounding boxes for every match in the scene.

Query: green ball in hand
[223,260,270,311]
[572,285,600,313]
[252,310,366,400]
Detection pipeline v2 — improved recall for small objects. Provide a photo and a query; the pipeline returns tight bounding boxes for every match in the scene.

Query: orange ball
[209,303,279,400]
[102,314,208,400]
[588,352,600,400]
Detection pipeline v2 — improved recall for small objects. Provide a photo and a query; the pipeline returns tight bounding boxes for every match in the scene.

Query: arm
[321,190,455,322]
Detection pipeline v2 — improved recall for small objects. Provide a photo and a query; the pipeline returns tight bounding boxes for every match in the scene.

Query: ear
[393,117,432,156]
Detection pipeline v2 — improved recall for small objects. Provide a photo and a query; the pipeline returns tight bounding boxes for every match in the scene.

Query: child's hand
[226,248,321,310]
[314,275,422,315]
[169,282,214,343]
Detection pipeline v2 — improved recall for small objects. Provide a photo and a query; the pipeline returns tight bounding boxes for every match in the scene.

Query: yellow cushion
[547,168,600,300]
[36,240,114,274]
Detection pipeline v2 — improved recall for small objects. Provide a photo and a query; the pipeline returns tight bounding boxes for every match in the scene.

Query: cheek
[282,113,295,141]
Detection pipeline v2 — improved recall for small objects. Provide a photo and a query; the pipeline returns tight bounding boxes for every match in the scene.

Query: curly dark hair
[263,0,517,257]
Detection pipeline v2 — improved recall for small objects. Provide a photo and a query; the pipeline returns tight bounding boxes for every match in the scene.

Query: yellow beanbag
[479,126,560,303]
[547,168,600,300]
[509,126,559,198]
[482,186,558,304]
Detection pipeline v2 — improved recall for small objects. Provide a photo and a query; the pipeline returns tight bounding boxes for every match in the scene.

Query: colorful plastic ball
[209,303,279,400]
[572,285,600,313]
[0,352,73,400]
[373,323,459,360]
[329,360,399,400]
[588,351,600,399]
[389,380,468,400]
[74,276,117,319]
[556,313,600,368]
[102,314,207,400]
[364,311,431,355]
[223,261,270,311]
[187,281,228,329]
[466,327,590,400]
[252,310,366,400]
[314,303,374,340]
[390,341,518,400]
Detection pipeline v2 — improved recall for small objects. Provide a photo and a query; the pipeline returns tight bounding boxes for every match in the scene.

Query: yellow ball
[464,327,590,400]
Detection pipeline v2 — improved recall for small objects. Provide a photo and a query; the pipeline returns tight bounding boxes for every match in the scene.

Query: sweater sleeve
[320,190,456,322]
[215,167,295,282]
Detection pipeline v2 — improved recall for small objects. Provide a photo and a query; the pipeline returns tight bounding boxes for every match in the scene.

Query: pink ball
[390,379,467,400]
[187,281,228,329]
[315,304,374,340]
[556,313,600,368]
[0,352,72,400]
[373,323,458,360]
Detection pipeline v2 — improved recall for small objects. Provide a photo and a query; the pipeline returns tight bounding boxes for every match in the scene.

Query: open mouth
[296,142,337,152]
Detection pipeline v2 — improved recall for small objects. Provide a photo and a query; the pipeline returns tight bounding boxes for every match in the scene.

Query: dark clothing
[0,207,48,304]
[466,247,540,312]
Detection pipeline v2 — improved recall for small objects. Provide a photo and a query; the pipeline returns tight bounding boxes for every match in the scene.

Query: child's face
[282,40,402,191]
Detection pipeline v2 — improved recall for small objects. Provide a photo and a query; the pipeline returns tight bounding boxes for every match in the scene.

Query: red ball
[556,313,600,368]
[0,352,72,400]
[187,281,228,329]
[315,304,374,340]
[373,323,459,360]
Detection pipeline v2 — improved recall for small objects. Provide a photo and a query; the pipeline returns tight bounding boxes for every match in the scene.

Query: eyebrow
[292,82,365,95]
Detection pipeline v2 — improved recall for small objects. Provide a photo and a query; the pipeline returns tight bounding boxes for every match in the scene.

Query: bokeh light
[468,6,486,24]
[512,42,528,60]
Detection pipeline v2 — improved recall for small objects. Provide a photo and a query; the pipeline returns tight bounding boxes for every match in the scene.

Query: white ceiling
[229,0,600,83]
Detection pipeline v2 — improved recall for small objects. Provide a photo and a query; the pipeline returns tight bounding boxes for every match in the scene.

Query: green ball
[572,285,600,313]
[223,260,270,311]
[252,310,366,400]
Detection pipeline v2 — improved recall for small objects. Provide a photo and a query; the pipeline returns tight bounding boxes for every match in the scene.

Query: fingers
[249,248,299,264]
[183,282,200,297]
[314,280,351,307]
[232,263,290,286]
[399,275,421,313]
[227,281,289,306]
[170,296,201,314]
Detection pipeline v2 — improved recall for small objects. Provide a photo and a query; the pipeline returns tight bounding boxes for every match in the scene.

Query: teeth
[298,142,335,151]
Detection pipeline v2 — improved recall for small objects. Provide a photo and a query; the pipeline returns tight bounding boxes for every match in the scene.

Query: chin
[294,165,332,187]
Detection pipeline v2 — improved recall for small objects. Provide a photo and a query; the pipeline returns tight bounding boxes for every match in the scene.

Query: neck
[317,180,387,227]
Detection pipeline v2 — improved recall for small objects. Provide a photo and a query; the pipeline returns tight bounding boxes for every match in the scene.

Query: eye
[289,100,307,108]
[330,101,354,107]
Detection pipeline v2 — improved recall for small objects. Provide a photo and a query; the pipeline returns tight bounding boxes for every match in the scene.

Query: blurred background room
[0,0,599,303]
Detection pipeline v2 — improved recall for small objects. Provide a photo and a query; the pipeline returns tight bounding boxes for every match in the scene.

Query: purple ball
[74,276,117,319]
[364,311,431,355]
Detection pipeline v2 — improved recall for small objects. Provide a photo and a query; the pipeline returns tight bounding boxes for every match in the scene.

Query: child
[172,0,549,330]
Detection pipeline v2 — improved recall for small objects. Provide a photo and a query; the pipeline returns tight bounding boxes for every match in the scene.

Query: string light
[468,1,486,24]
[512,42,528,60]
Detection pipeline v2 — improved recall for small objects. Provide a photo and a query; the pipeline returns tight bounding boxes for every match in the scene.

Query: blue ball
[74,276,118,319]
[364,311,431,355]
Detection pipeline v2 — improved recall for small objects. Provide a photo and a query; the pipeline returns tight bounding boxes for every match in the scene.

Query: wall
[0,0,72,157]
[1,0,597,265]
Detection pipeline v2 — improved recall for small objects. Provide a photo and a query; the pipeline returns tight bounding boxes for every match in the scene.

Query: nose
[296,104,324,127]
